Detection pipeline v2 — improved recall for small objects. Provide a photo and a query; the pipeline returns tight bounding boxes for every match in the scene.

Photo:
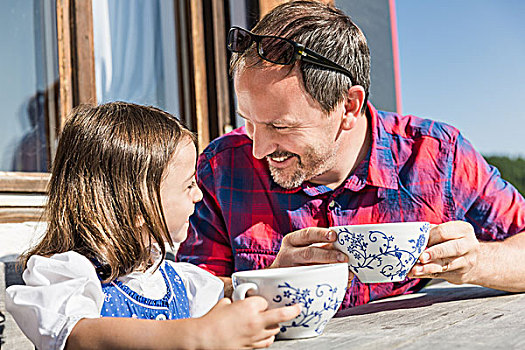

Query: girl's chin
[170,222,189,243]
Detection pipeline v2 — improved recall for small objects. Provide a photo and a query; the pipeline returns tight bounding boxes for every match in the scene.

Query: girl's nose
[193,185,203,203]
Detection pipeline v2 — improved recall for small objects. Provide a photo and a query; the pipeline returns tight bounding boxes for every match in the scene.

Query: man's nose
[250,125,275,159]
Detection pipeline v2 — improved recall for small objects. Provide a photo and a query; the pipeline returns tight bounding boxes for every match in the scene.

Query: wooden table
[271,280,525,349]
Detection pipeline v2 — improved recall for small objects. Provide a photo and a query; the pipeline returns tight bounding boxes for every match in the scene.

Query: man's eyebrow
[236,110,247,120]
[236,110,293,126]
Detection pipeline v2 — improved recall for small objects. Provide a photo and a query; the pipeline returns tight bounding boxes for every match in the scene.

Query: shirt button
[156,314,167,320]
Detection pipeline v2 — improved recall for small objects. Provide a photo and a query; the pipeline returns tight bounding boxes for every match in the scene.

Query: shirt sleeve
[451,133,525,240]
[6,251,104,350]
[169,261,224,318]
[177,151,235,276]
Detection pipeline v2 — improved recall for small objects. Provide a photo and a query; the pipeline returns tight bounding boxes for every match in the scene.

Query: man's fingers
[284,227,335,247]
[412,258,453,275]
[294,246,348,264]
[427,221,473,247]
[310,242,334,249]
[410,256,471,278]
[421,238,470,263]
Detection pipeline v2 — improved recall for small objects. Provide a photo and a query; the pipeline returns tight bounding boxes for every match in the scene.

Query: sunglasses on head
[227,26,355,84]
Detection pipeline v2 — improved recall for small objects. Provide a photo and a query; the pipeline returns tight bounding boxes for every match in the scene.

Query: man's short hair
[230,0,371,114]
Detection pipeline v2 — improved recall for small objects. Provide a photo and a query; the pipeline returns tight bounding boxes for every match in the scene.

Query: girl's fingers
[250,335,276,349]
[263,304,301,325]
[241,295,269,311]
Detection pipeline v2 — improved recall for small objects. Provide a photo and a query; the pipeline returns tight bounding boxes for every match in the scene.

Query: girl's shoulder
[24,251,98,284]
[6,251,105,350]
[165,261,224,318]
[165,261,224,293]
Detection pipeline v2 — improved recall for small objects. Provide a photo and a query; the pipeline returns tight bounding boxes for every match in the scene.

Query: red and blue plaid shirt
[178,103,525,308]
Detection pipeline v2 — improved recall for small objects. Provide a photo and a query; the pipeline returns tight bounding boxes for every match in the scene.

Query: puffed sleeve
[6,251,104,350]
[169,261,224,318]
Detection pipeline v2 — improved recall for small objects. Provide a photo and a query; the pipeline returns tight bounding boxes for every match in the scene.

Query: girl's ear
[341,85,366,130]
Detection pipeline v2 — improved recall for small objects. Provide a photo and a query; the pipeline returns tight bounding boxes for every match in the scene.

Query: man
[178,0,525,308]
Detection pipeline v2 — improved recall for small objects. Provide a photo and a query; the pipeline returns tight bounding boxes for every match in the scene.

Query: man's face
[234,66,344,189]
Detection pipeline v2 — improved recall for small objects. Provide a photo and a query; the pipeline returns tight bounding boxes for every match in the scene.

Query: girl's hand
[197,296,301,349]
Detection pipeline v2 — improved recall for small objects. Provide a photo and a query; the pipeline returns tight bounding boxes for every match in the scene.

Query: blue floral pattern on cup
[336,222,430,281]
[272,283,343,334]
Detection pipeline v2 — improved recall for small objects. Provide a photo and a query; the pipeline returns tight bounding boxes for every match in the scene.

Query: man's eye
[272,125,288,130]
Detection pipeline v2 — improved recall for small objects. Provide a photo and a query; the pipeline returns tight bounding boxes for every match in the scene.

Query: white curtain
[92,0,180,117]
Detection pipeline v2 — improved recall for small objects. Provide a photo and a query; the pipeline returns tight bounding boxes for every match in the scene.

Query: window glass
[92,0,180,118]
[0,0,59,172]
[335,0,397,113]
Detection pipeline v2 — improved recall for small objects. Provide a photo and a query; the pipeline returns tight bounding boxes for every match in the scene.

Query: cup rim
[232,262,348,279]
[330,221,429,230]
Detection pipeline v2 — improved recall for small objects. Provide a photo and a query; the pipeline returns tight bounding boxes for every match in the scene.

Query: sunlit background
[397,0,525,158]
[1,0,523,171]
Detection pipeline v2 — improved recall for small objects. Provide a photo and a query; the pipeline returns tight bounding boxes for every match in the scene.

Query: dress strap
[88,257,112,281]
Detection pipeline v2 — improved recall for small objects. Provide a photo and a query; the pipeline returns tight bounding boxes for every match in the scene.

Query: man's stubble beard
[268,143,338,189]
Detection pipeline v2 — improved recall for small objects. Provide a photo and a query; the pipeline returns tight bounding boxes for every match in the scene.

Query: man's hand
[408,221,525,292]
[269,227,349,268]
[220,228,353,299]
[409,221,481,284]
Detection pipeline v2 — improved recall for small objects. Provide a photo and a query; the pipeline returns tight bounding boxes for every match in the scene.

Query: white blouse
[6,251,224,350]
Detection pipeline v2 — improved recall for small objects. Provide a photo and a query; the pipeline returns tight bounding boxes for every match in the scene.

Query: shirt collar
[364,103,399,190]
[305,102,399,194]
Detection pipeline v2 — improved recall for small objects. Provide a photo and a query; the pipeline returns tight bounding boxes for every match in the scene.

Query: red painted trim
[389,0,403,115]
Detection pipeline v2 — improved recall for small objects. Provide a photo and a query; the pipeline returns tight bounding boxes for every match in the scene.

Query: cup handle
[232,282,259,301]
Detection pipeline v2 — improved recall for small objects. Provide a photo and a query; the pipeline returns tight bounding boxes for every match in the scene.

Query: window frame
[0,0,225,223]
[0,0,96,223]
[3,0,312,223]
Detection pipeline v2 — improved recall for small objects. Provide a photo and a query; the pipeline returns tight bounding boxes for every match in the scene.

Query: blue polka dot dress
[99,261,190,320]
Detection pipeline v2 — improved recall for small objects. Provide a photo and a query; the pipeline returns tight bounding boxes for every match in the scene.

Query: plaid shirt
[178,103,525,308]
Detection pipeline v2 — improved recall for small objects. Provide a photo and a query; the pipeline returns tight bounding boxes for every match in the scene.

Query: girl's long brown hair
[22,102,195,282]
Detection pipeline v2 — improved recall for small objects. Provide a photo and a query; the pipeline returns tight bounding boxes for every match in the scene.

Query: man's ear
[341,85,366,130]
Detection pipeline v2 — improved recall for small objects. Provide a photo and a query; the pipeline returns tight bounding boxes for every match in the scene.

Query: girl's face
[160,138,203,243]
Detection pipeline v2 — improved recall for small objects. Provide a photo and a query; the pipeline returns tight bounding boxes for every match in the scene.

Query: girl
[6,102,300,350]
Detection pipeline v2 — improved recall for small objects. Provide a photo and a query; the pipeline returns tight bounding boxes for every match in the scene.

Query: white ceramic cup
[331,222,430,283]
[232,263,348,339]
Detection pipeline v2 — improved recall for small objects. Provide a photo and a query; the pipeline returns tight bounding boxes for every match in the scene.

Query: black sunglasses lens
[228,28,252,52]
[259,37,295,64]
